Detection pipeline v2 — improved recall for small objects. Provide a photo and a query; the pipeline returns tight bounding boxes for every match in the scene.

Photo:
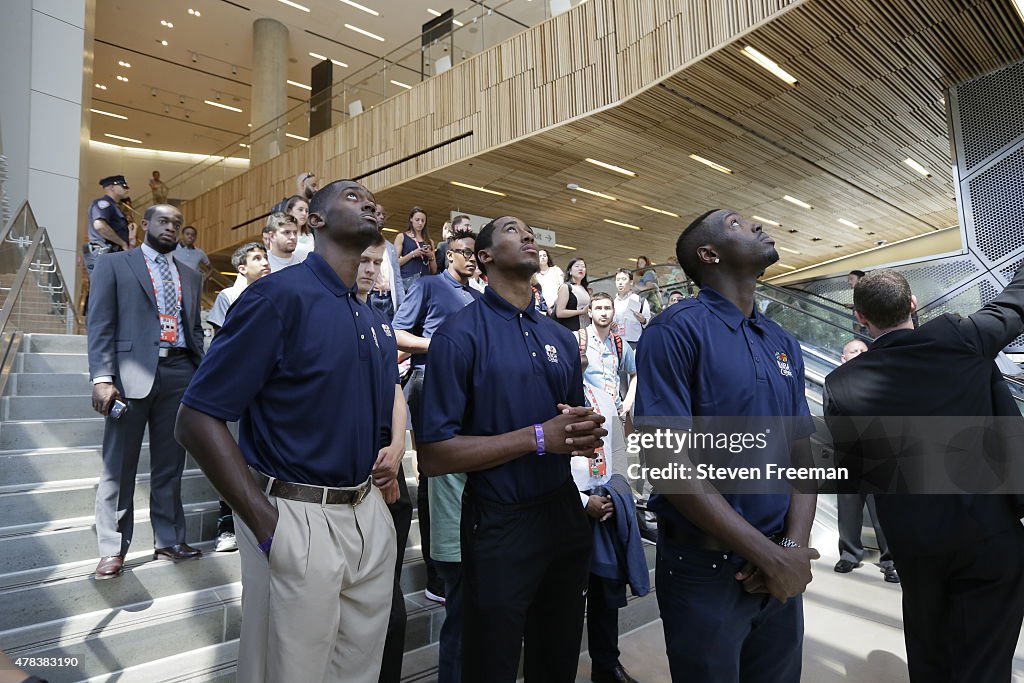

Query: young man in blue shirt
[174,180,400,683]
[393,227,481,605]
[634,209,820,683]
[416,216,608,683]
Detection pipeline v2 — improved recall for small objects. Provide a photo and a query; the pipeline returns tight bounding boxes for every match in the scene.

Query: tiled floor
[576,532,1024,682]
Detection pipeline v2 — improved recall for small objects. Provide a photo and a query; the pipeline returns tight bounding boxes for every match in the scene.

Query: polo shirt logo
[545,344,559,363]
[371,327,379,348]
[381,323,392,338]
[775,351,793,378]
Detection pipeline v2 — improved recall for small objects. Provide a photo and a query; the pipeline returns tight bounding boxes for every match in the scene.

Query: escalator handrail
[756,288,873,344]
[757,280,862,321]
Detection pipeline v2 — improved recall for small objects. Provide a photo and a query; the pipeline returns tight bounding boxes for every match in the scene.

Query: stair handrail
[0,200,36,247]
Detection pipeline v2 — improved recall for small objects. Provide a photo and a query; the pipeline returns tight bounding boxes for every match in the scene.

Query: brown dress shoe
[154,543,203,561]
[95,555,124,580]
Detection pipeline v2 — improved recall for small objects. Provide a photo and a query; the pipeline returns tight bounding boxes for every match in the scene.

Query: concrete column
[250,18,288,165]
[0,0,95,302]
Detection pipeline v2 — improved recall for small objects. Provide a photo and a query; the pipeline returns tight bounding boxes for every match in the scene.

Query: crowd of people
[76,169,1024,683]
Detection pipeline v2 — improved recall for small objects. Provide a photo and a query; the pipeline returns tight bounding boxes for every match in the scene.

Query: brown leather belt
[251,468,372,506]
[659,516,732,553]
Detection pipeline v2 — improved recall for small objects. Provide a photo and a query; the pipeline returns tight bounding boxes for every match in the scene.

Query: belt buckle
[352,482,370,506]
[158,348,169,358]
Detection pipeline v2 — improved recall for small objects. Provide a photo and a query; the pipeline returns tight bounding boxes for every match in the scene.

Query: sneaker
[834,559,860,573]
[882,565,900,583]
[424,579,446,605]
[215,531,237,553]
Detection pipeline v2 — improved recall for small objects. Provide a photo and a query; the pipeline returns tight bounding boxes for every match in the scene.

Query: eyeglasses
[450,248,476,259]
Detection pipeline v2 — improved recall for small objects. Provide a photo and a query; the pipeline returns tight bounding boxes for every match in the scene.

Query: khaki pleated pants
[235,485,397,683]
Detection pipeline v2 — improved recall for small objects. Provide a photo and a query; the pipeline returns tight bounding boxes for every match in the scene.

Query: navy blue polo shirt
[87,197,131,245]
[391,271,480,367]
[371,307,400,448]
[181,252,397,487]
[634,286,815,536]
[415,286,585,503]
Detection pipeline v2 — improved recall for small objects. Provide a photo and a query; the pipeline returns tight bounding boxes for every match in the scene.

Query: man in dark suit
[88,204,206,580]
[824,268,1024,682]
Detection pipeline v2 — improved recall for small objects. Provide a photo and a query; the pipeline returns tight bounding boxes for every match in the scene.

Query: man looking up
[262,213,299,272]
[175,180,398,683]
[416,216,607,683]
[634,209,820,683]
[392,227,481,605]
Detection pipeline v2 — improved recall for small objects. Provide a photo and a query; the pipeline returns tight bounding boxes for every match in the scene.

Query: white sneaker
[215,532,237,553]
[424,588,446,605]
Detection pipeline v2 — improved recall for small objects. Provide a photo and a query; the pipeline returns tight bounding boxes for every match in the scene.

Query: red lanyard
[144,253,183,314]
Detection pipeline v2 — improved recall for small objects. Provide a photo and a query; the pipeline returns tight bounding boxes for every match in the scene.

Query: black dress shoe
[154,543,203,561]
[94,555,124,580]
[883,565,900,583]
[833,559,860,573]
[592,664,639,683]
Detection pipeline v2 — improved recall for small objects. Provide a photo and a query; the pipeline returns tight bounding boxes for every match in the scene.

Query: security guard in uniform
[84,175,132,273]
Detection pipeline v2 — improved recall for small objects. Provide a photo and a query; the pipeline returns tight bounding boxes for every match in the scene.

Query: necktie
[154,254,177,316]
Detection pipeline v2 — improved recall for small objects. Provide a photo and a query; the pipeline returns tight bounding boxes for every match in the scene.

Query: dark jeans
[378,464,413,683]
[587,573,621,672]
[368,290,395,320]
[435,560,464,683]
[656,533,803,683]
[898,524,1024,682]
[404,367,440,590]
[461,480,592,682]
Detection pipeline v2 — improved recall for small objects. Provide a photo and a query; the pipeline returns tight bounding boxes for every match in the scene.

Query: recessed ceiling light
[277,0,310,11]
[116,75,128,82]
[287,80,312,90]
[239,143,250,148]
[572,186,617,201]
[778,246,801,254]
[117,60,131,68]
[286,133,309,141]
[160,19,174,27]
[903,157,932,177]
[776,263,797,270]
[688,154,733,174]
[94,83,107,90]
[427,8,464,26]
[308,52,349,68]
[554,243,576,250]
[642,205,679,217]
[338,0,379,16]
[585,158,637,177]
[783,195,813,209]
[188,8,201,16]
[603,219,641,231]
[837,218,860,229]
[104,133,142,144]
[390,79,412,89]
[205,100,243,112]
[90,108,127,120]
[159,40,168,46]
[741,46,798,85]
[751,215,781,226]
[449,181,507,196]
[345,23,384,41]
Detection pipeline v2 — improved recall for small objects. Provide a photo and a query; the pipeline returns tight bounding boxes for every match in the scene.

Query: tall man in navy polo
[634,209,820,683]
[175,180,399,683]
[393,227,481,605]
[416,216,607,683]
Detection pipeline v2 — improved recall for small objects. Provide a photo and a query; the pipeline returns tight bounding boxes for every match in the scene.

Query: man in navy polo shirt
[634,209,820,683]
[174,180,399,683]
[416,216,607,683]
[393,226,480,605]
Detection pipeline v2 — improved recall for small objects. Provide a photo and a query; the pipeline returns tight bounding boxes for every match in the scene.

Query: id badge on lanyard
[582,384,608,478]
[145,258,182,345]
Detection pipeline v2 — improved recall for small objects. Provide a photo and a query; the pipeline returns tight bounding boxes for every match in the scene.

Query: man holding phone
[612,268,650,350]
[87,204,206,580]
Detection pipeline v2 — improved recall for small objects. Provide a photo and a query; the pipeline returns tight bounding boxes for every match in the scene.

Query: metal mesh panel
[967,146,1024,265]
[919,279,998,322]
[794,277,852,306]
[896,257,982,307]
[955,60,1024,172]
[999,257,1024,285]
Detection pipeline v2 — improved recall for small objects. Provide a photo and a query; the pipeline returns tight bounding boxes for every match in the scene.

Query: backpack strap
[612,334,624,362]
[576,327,588,358]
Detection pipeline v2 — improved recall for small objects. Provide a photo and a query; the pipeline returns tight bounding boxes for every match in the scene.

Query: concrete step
[2,394,95,420]
[17,352,88,373]
[7,372,91,397]
[0,417,121,450]
[24,334,87,354]
[0,470,218,527]
[0,446,186,486]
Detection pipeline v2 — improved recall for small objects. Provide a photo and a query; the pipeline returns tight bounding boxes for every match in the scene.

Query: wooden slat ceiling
[374,0,1024,278]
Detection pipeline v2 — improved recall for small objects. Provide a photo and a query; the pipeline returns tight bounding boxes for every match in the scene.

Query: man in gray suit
[88,204,206,580]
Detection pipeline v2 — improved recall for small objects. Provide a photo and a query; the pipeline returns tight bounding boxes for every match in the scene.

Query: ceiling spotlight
[163,105,170,114]
[116,75,128,82]
[184,111,191,119]
[231,65,238,75]
[191,52,198,63]
[159,40,168,46]
[179,95,185,104]
[151,87,157,97]
[94,83,107,90]
[188,8,201,16]
[118,60,131,68]
[160,20,174,28]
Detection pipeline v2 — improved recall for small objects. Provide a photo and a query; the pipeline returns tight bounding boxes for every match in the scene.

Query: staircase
[0,333,663,682]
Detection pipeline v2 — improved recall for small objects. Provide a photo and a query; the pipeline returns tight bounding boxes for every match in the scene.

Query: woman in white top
[536,249,564,308]
[286,195,314,262]
[554,257,591,332]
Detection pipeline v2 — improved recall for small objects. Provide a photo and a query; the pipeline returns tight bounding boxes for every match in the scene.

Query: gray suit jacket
[87,248,205,399]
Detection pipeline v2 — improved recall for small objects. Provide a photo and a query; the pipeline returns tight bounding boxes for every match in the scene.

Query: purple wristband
[533,424,546,455]
[258,535,274,556]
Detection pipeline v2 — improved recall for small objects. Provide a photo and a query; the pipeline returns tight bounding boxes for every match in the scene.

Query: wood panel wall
[182,0,802,254]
